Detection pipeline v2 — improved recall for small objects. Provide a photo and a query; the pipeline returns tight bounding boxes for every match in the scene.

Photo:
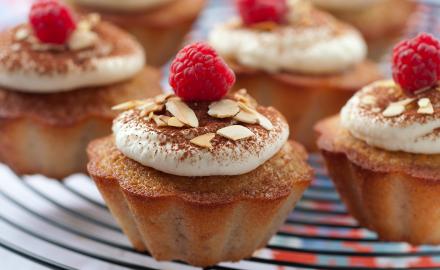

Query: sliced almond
[234,110,258,124]
[165,99,199,128]
[68,29,98,51]
[87,13,101,26]
[382,104,405,117]
[257,113,274,130]
[418,98,431,108]
[217,125,255,141]
[375,79,395,88]
[167,117,185,127]
[361,95,376,105]
[139,101,163,113]
[112,100,144,111]
[395,98,416,106]
[234,89,257,108]
[190,133,216,148]
[208,99,240,118]
[154,93,174,104]
[152,115,168,127]
[15,27,29,41]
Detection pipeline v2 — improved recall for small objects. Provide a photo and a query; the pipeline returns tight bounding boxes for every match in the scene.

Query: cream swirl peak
[73,0,174,11]
[341,81,440,154]
[0,19,145,93]
[209,2,366,74]
[112,91,289,177]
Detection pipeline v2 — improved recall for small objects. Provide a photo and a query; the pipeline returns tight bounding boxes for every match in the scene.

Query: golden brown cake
[316,77,440,244]
[72,0,206,66]
[0,7,161,179]
[87,42,313,266]
[209,0,382,150]
[311,0,416,60]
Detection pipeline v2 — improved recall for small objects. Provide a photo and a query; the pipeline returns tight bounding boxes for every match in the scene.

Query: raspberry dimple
[392,33,440,95]
[29,0,77,45]
[169,42,236,101]
[236,0,288,26]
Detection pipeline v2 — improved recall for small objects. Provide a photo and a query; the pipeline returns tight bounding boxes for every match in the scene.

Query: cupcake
[0,0,161,179]
[316,33,440,244]
[71,0,206,67]
[209,0,382,150]
[87,42,313,266]
[311,0,416,59]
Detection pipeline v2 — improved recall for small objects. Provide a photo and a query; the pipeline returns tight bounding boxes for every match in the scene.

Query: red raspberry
[29,0,77,45]
[236,0,288,26]
[392,33,440,95]
[169,42,236,101]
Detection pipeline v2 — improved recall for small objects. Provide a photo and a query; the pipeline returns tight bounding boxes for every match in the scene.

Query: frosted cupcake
[71,0,206,66]
[316,33,440,244]
[209,0,382,150]
[311,0,416,59]
[0,0,161,179]
[87,42,313,266]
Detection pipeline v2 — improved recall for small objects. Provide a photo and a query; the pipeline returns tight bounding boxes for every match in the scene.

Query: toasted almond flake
[361,95,376,105]
[257,113,273,130]
[154,93,174,104]
[168,117,185,127]
[165,99,199,127]
[375,79,395,88]
[234,89,257,107]
[68,29,98,51]
[15,28,29,41]
[417,98,434,115]
[418,98,431,108]
[146,111,154,121]
[190,133,216,149]
[238,101,273,130]
[395,98,416,106]
[233,110,258,124]
[112,100,144,111]
[77,20,91,31]
[208,99,240,118]
[382,104,405,117]
[217,125,255,141]
[139,102,164,114]
[152,115,168,126]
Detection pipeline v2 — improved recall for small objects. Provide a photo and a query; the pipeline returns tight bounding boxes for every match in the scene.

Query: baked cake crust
[0,67,162,179]
[87,135,312,266]
[316,116,440,244]
[230,60,382,150]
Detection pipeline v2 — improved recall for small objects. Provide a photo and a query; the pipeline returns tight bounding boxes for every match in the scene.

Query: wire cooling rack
[2,0,440,269]
[2,155,440,270]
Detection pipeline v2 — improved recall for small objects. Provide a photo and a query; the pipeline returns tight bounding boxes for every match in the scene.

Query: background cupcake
[70,0,206,66]
[316,33,440,244]
[0,0,161,179]
[311,0,416,60]
[209,0,382,150]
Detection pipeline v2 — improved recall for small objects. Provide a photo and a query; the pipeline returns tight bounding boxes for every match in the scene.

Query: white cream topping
[209,19,366,74]
[341,85,440,154]
[311,0,382,11]
[112,111,289,177]
[74,0,174,11]
[0,45,145,93]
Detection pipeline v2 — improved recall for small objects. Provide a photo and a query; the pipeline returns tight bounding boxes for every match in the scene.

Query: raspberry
[392,33,440,95]
[169,42,236,101]
[29,0,77,45]
[236,0,288,26]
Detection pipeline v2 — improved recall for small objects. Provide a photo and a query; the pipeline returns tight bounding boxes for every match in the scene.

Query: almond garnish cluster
[12,13,101,53]
[359,80,437,118]
[112,89,274,149]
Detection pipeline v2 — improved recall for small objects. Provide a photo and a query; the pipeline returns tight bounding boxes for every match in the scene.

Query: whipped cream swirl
[341,82,440,154]
[74,0,174,11]
[209,7,366,74]
[112,106,289,177]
